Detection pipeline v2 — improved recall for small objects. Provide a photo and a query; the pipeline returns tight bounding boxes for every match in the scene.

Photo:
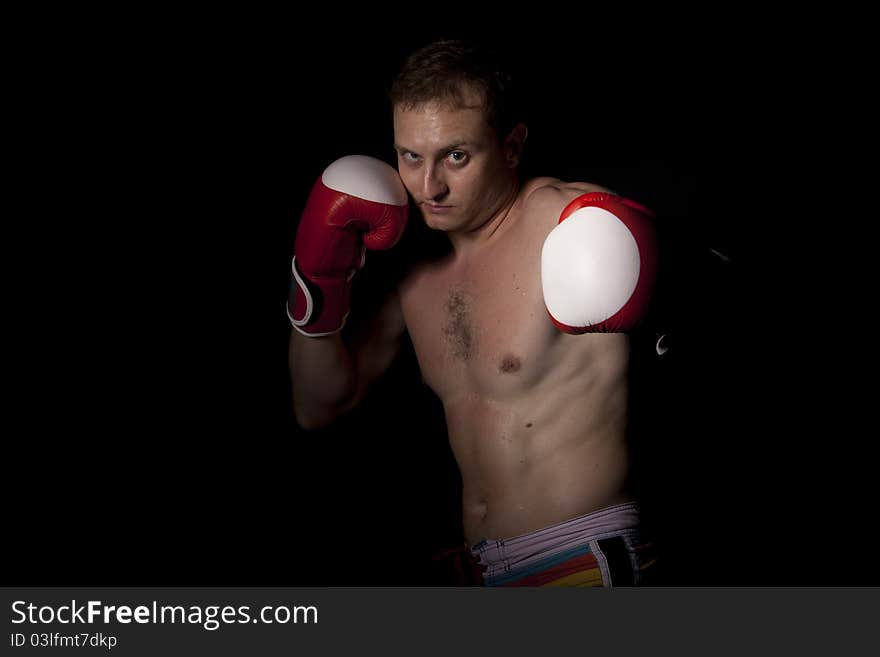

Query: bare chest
[400,239,558,400]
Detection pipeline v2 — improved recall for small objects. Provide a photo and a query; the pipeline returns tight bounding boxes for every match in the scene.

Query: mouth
[421,202,454,214]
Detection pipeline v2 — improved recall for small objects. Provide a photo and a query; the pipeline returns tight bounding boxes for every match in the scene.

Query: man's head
[390,39,524,141]
[390,39,528,233]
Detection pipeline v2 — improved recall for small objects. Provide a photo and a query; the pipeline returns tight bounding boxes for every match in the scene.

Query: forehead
[393,98,493,148]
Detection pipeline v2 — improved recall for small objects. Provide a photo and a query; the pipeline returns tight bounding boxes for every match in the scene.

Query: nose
[422,164,448,202]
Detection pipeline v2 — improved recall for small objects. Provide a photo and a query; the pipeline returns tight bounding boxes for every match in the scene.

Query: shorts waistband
[470,501,641,571]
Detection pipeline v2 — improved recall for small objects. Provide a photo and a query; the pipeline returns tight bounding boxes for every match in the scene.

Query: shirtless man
[288,40,659,586]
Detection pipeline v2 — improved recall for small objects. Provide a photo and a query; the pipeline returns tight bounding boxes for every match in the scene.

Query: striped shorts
[470,502,656,587]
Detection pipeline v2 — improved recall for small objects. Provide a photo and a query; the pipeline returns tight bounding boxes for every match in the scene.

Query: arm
[286,155,410,430]
[289,289,406,430]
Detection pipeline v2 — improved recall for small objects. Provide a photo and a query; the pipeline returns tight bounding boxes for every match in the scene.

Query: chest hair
[442,287,473,361]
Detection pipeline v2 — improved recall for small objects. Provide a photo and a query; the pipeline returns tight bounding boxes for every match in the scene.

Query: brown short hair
[389,39,523,138]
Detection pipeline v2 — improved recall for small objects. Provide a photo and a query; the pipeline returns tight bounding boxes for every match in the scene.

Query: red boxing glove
[541,192,657,333]
[288,155,409,336]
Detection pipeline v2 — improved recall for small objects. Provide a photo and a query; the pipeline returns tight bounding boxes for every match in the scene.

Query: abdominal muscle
[442,335,634,545]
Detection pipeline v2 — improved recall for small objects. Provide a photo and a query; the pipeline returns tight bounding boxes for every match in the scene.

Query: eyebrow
[393,141,473,155]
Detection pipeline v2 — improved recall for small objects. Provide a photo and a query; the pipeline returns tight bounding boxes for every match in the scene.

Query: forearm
[289,331,358,429]
[286,155,409,429]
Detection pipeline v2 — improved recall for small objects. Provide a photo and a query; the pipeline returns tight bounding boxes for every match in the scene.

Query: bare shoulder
[522,176,616,210]
[519,177,616,233]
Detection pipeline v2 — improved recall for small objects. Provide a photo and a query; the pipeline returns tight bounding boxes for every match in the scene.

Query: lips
[422,202,453,212]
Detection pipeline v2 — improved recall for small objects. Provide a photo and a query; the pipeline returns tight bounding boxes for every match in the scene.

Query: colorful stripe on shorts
[483,544,604,587]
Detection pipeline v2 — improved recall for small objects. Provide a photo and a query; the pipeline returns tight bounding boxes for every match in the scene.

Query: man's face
[393,92,515,234]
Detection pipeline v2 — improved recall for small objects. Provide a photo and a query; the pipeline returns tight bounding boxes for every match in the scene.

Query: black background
[7,11,872,586]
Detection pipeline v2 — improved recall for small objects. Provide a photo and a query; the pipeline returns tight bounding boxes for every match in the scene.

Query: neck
[447,178,521,256]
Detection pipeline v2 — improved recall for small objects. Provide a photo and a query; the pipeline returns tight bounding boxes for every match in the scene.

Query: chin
[420,211,456,232]
[424,218,450,232]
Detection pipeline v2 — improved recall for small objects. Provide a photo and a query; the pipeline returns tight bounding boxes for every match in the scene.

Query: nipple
[499,354,521,373]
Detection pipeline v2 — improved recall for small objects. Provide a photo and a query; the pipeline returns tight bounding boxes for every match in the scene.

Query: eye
[399,151,421,164]
[447,150,468,166]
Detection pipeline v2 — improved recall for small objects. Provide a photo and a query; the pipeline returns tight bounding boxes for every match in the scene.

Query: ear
[504,122,528,168]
